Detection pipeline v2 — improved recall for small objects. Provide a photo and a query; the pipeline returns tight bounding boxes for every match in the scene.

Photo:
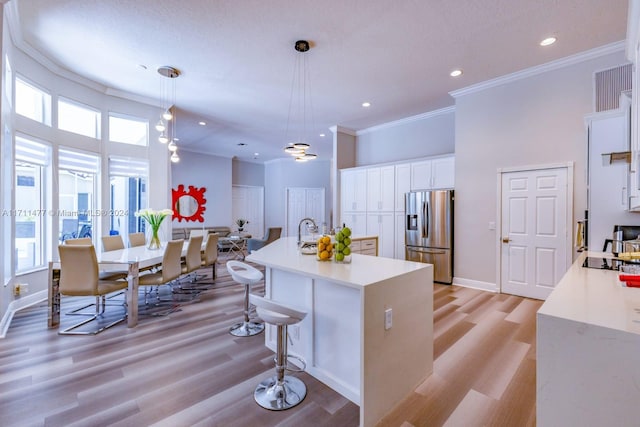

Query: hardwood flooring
[1,256,542,427]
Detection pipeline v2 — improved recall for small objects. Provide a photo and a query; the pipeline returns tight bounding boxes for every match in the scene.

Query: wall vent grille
[595,63,632,112]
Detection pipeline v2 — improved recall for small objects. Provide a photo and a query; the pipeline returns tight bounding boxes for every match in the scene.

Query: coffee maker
[603,225,640,256]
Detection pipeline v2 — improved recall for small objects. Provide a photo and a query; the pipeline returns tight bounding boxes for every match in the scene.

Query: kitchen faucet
[297,217,317,246]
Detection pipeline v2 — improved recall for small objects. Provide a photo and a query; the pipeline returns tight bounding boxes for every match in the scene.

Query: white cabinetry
[341,212,367,236]
[366,166,395,212]
[350,237,378,256]
[366,213,394,258]
[395,212,405,260]
[395,163,411,211]
[410,155,455,190]
[341,169,367,213]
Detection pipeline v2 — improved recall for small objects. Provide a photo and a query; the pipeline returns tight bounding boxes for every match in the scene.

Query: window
[109,157,148,241]
[15,136,50,272]
[58,148,99,243]
[109,113,148,146]
[58,97,101,139]
[15,76,51,125]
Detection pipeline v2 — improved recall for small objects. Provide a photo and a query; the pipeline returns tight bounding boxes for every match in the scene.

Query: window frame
[108,112,149,146]
[15,74,52,126]
[57,96,102,139]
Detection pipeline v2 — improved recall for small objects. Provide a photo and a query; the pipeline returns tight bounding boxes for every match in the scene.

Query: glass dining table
[219,232,251,260]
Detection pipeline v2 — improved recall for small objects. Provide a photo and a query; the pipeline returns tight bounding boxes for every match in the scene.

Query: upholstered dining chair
[138,239,183,305]
[65,237,127,280]
[57,244,129,335]
[201,233,219,279]
[128,232,146,247]
[101,235,125,252]
[247,227,282,253]
[181,235,204,279]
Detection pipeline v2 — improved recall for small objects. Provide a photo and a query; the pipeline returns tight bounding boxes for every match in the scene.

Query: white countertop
[538,251,640,335]
[246,236,428,289]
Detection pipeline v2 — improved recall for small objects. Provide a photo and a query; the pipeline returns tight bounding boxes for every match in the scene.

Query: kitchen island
[246,236,433,427]
[537,251,640,425]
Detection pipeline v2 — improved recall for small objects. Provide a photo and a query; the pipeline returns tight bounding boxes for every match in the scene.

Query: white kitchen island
[537,251,640,426]
[246,236,433,427]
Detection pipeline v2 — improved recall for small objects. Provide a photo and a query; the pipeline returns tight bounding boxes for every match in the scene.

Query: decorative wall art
[172,184,207,222]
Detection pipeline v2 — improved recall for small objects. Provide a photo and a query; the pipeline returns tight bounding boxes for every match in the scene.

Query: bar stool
[226,261,264,337]
[249,293,307,410]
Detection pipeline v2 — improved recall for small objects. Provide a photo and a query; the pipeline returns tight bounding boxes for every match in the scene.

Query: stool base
[254,375,306,410]
[229,321,264,337]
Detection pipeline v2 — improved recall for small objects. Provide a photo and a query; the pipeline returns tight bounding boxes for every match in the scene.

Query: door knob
[502,237,510,243]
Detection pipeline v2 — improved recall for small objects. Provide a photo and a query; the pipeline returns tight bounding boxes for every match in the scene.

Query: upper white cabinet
[366,166,395,212]
[410,155,455,190]
[395,163,411,211]
[341,168,367,212]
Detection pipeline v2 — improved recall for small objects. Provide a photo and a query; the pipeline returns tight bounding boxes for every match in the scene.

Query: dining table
[48,240,194,330]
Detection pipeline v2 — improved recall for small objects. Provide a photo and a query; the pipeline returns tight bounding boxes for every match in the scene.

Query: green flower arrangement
[235,218,249,231]
[135,208,173,249]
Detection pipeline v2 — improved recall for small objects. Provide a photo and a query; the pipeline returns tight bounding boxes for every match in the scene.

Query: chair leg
[229,283,264,337]
[59,293,128,335]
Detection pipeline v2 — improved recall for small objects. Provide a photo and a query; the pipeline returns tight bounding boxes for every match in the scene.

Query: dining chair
[128,232,146,247]
[247,227,282,253]
[57,244,129,335]
[101,235,125,252]
[201,233,219,279]
[65,237,127,280]
[181,235,204,280]
[138,239,183,306]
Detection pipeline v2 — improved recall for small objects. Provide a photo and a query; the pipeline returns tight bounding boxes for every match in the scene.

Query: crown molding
[356,106,455,136]
[329,125,357,136]
[450,41,626,98]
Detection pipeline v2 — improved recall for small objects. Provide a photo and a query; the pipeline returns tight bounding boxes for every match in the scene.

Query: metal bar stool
[226,261,264,336]
[249,293,307,410]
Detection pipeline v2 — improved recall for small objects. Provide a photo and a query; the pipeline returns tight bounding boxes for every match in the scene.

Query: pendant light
[282,40,317,161]
[157,66,180,162]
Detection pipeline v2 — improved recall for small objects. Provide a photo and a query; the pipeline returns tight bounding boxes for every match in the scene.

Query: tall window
[58,148,99,243]
[109,157,148,242]
[109,113,148,146]
[15,76,51,125]
[58,97,101,139]
[15,136,50,272]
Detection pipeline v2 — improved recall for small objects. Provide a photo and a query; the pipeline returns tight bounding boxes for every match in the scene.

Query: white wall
[232,159,264,186]
[355,108,455,166]
[265,158,331,229]
[453,49,627,287]
[171,149,232,228]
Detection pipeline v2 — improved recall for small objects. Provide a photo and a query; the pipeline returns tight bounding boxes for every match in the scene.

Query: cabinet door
[366,213,394,258]
[395,212,405,260]
[395,163,411,211]
[341,169,367,212]
[366,168,381,211]
[380,166,395,211]
[411,160,432,191]
[432,156,455,189]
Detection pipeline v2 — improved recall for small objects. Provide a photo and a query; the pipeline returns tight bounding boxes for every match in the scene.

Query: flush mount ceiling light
[157,66,181,162]
[450,69,463,77]
[362,102,371,108]
[540,37,557,46]
[282,40,318,161]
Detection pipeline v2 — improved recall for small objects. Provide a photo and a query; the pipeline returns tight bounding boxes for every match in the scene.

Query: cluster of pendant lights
[155,66,180,163]
[282,40,317,162]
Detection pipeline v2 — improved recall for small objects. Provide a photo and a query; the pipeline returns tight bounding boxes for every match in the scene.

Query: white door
[500,167,570,300]
[285,187,325,238]
[232,185,264,237]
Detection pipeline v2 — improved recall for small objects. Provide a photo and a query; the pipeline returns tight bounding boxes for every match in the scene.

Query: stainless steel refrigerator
[405,190,454,284]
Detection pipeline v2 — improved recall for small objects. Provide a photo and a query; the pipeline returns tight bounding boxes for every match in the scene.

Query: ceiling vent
[594,63,632,112]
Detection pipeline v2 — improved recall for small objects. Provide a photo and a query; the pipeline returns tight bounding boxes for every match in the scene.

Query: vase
[238,227,244,232]
[148,227,161,250]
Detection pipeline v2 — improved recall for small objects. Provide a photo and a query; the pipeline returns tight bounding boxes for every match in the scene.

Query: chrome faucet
[297,217,318,246]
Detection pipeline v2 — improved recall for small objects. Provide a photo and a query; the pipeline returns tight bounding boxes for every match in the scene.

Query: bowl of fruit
[334,226,352,263]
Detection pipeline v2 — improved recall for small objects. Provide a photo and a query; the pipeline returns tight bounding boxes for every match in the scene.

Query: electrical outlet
[385,308,393,330]
[13,283,21,297]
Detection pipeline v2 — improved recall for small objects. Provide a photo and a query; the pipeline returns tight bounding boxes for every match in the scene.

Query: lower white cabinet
[366,213,395,258]
[350,237,378,256]
[395,212,405,260]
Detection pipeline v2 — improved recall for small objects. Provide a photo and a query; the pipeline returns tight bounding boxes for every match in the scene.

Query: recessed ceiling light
[540,37,557,46]
[254,152,259,156]
[319,133,325,137]
[138,64,147,70]
[362,102,371,108]
[237,142,246,146]
[198,121,206,126]
[173,137,180,142]
[450,69,463,77]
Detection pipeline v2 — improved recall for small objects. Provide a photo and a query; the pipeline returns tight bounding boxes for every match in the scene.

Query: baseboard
[452,277,498,293]
[0,290,47,339]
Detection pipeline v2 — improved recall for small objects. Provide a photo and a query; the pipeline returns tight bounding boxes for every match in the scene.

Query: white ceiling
[9,0,628,163]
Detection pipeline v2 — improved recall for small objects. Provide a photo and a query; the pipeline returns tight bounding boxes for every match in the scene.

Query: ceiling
[9,0,628,163]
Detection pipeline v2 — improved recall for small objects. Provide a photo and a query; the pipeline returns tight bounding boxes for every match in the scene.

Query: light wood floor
[0,257,542,426]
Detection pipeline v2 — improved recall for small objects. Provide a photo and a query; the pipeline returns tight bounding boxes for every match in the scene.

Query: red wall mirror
[172,185,207,222]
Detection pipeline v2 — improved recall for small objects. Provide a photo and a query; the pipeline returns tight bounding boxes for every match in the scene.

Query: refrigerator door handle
[408,247,446,255]
[422,200,429,239]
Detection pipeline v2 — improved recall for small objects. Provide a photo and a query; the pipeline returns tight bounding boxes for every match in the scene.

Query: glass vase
[148,227,161,250]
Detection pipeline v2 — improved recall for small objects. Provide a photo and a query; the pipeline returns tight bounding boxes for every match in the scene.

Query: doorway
[285,187,325,237]
[498,164,573,299]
